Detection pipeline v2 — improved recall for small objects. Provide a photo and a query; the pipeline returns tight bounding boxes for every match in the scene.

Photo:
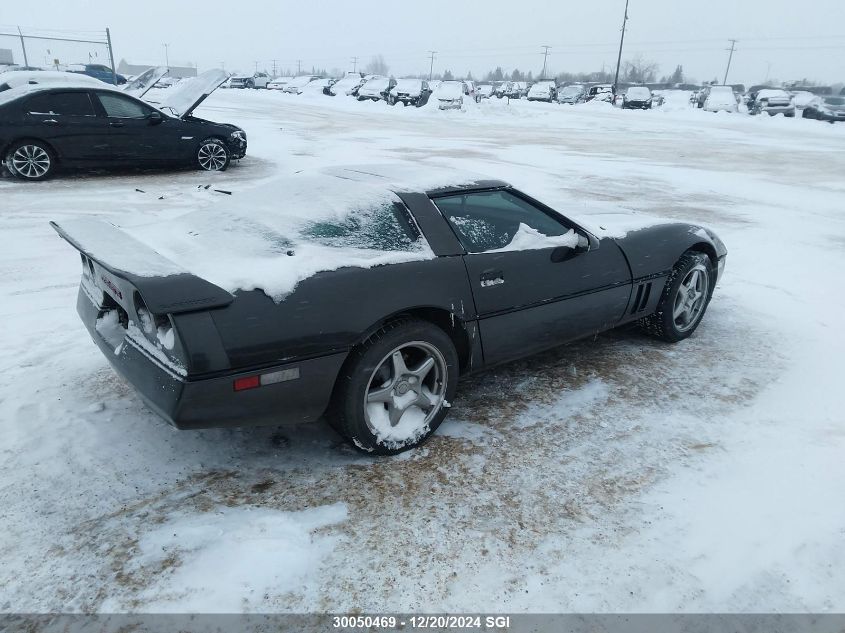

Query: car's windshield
[394,79,422,93]
[626,87,651,99]
[290,76,315,87]
[363,78,389,91]
[758,89,788,99]
[824,97,845,106]
[561,85,583,95]
[435,82,463,98]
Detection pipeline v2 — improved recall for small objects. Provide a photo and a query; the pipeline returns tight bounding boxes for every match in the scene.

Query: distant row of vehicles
[692,84,845,121]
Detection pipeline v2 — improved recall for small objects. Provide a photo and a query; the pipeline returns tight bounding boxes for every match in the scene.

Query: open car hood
[152,69,227,118]
[122,67,168,99]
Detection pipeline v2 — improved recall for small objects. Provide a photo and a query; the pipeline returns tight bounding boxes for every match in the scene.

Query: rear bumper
[77,287,346,430]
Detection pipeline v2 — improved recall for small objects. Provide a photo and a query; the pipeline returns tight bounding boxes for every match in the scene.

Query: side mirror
[148,111,164,125]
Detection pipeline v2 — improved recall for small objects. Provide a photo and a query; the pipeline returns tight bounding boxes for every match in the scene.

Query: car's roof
[320,164,509,195]
[0,82,122,107]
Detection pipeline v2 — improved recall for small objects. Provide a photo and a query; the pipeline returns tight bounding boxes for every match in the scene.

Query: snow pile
[123,504,347,612]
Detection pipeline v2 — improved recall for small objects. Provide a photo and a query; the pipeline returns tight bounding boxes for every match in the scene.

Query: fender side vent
[631,282,653,314]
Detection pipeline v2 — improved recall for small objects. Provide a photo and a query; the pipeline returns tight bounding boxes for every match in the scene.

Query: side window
[25,92,96,116]
[300,201,423,252]
[435,190,571,253]
[96,93,152,118]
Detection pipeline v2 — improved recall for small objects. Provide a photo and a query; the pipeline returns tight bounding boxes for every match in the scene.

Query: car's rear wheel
[640,251,713,343]
[246,79,255,89]
[330,319,458,455]
[6,140,54,180]
[196,138,230,171]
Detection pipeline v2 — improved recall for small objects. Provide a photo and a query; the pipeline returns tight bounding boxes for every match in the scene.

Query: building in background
[0,49,14,66]
[117,58,197,78]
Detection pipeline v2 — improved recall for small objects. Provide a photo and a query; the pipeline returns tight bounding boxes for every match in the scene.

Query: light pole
[163,43,169,68]
[612,0,630,96]
[428,50,437,81]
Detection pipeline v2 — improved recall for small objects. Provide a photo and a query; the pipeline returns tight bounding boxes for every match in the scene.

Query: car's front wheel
[640,251,713,343]
[331,319,458,455]
[5,140,55,180]
[196,138,230,171]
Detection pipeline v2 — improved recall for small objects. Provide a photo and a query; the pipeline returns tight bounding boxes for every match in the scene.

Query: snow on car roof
[0,70,108,91]
[0,82,118,107]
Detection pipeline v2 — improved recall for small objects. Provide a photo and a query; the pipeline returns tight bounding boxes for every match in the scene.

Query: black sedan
[0,70,246,180]
[52,165,726,454]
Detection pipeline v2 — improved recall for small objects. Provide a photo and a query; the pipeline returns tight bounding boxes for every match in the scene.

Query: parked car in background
[428,80,442,93]
[695,85,712,108]
[389,78,431,106]
[650,90,666,107]
[329,74,365,96]
[432,81,465,110]
[357,77,396,102]
[65,64,127,85]
[282,75,320,94]
[228,72,270,89]
[494,81,512,98]
[50,164,726,453]
[527,80,557,102]
[622,86,653,109]
[476,84,494,100]
[463,80,477,99]
[790,91,817,110]
[557,84,587,104]
[748,89,795,116]
[801,96,845,122]
[300,77,334,95]
[512,81,529,98]
[266,76,292,90]
[0,70,245,180]
[702,85,739,113]
[587,84,613,102]
[153,76,179,89]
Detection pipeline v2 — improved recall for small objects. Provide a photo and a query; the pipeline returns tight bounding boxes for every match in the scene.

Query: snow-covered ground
[1,89,844,613]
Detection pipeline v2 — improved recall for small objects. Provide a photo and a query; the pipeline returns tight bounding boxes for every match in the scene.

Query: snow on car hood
[435,82,463,99]
[122,67,168,99]
[153,69,227,118]
[574,212,676,239]
[103,172,436,301]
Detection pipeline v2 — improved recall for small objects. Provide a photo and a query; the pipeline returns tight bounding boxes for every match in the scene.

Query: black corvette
[52,165,726,454]
[0,69,246,180]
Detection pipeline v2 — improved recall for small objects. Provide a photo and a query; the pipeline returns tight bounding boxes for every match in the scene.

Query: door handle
[42,119,59,125]
[480,270,505,288]
[110,121,124,128]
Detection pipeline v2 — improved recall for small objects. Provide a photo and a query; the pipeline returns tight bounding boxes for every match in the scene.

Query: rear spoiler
[50,219,233,314]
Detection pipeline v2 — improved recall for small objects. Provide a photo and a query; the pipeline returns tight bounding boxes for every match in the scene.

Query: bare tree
[364,55,389,76]
[622,55,659,84]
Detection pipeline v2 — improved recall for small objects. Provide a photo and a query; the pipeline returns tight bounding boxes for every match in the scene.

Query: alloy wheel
[10,145,51,179]
[672,263,709,333]
[197,143,228,171]
[364,341,447,437]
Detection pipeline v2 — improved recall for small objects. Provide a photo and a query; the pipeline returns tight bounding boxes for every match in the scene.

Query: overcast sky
[2,0,844,85]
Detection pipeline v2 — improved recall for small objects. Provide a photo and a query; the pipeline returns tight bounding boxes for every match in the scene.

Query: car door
[20,90,109,162]
[92,91,179,162]
[433,189,632,366]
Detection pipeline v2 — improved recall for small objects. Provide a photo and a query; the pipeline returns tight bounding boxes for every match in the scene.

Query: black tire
[196,138,230,172]
[5,140,55,181]
[246,79,255,89]
[330,318,459,455]
[639,251,714,343]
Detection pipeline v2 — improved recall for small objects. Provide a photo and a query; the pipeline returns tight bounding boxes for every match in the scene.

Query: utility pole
[297,59,302,75]
[764,61,771,83]
[428,50,437,81]
[106,28,117,84]
[351,56,358,73]
[540,45,551,79]
[723,39,737,85]
[254,60,259,72]
[272,59,277,76]
[17,26,29,67]
[612,0,630,96]
[163,43,169,67]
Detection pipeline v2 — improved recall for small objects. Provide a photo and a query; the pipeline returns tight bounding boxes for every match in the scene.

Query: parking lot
[2,88,845,612]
